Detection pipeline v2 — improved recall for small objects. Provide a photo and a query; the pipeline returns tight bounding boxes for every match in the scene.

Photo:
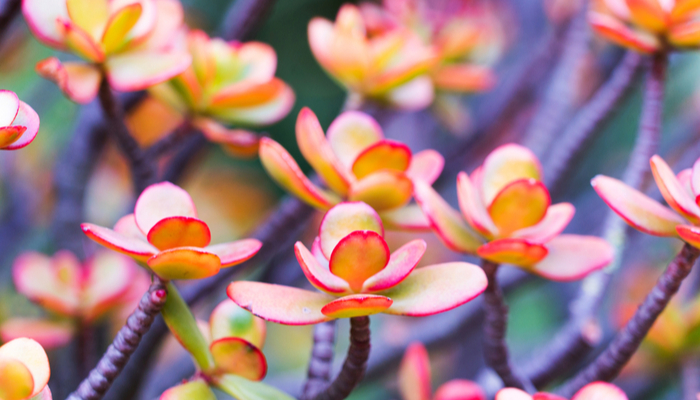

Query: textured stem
[544,51,643,189]
[66,277,167,400]
[309,317,370,400]
[97,78,155,194]
[559,244,700,396]
[482,260,535,392]
[302,321,337,399]
[0,0,20,43]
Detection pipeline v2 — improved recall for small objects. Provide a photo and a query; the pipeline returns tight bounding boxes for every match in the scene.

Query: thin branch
[559,244,700,396]
[308,317,370,400]
[220,0,276,41]
[97,79,155,194]
[302,321,337,399]
[544,51,643,189]
[0,0,20,44]
[67,277,167,400]
[481,260,535,392]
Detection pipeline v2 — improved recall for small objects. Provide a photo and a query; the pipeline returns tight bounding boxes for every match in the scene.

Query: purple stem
[302,321,338,399]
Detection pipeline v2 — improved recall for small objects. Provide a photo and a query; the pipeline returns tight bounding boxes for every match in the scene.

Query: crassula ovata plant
[260,107,444,230]
[496,382,628,400]
[0,90,40,151]
[0,338,52,400]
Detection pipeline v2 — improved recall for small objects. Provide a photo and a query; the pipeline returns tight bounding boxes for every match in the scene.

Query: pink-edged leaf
[100,3,143,54]
[351,140,412,179]
[210,337,267,381]
[295,107,351,195]
[134,182,197,234]
[295,242,351,295]
[591,175,685,236]
[58,20,104,62]
[414,181,483,253]
[692,158,700,200]
[676,168,694,198]
[209,79,287,109]
[406,149,444,185]
[0,126,25,149]
[511,203,575,244]
[146,216,211,250]
[677,225,700,249]
[35,58,101,104]
[382,262,487,316]
[532,394,566,400]
[348,170,414,211]
[114,214,147,239]
[318,201,384,259]
[207,82,295,126]
[487,178,551,237]
[22,0,69,48]
[384,76,435,111]
[362,239,426,292]
[571,382,628,400]
[456,172,497,237]
[379,204,431,231]
[398,342,431,400]
[0,90,19,127]
[434,380,486,400]
[0,357,33,400]
[531,235,613,281]
[106,51,192,92]
[588,12,659,53]
[311,237,330,268]
[477,238,548,267]
[205,239,262,268]
[4,101,40,150]
[228,281,334,325]
[193,118,260,158]
[259,137,339,210]
[495,388,532,400]
[326,111,383,167]
[81,223,158,262]
[31,386,52,400]
[147,247,221,280]
[0,338,50,397]
[12,252,80,316]
[650,155,700,223]
[329,231,390,292]
[159,380,216,400]
[481,144,542,206]
[320,294,393,318]
[209,299,266,347]
[81,251,135,321]
[0,318,74,350]
[65,0,109,41]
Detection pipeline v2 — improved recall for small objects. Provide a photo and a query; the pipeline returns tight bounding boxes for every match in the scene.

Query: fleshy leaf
[228,282,333,325]
[160,380,216,400]
[147,216,212,250]
[432,64,496,93]
[65,0,109,41]
[258,138,339,210]
[591,175,685,236]
[477,238,548,267]
[481,144,542,206]
[207,83,295,126]
[383,262,488,316]
[531,235,613,281]
[134,182,198,235]
[214,373,296,400]
[295,242,351,295]
[488,178,550,236]
[295,107,351,195]
[147,247,221,280]
[351,140,412,179]
[512,203,575,244]
[210,299,266,348]
[692,158,700,200]
[0,358,33,400]
[101,3,143,54]
[106,51,192,92]
[205,239,262,268]
[379,204,431,231]
[650,155,700,223]
[398,343,431,400]
[0,338,50,397]
[406,149,444,185]
[210,338,267,380]
[35,58,101,104]
[13,252,80,316]
[0,127,25,149]
[348,170,413,211]
[5,101,41,150]
[385,76,435,111]
[329,231,389,292]
[81,223,158,262]
[318,201,383,259]
[362,239,426,292]
[433,380,487,400]
[571,382,628,400]
[414,181,483,253]
[495,388,532,400]
[677,225,700,249]
[588,12,659,53]
[326,111,383,167]
[22,0,70,48]
[0,90,19,127]
[81,251,135,321]
[193,118,260,158]
[456,172,497,237]
[0,318,74,350]
[321,294,393,318]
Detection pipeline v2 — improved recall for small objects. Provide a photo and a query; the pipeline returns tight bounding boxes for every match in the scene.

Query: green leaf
[214,374,295,400]
[161,380,217,400]
[161,282,215,371]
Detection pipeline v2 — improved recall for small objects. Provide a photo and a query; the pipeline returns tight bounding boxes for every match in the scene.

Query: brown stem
[559,244,700,396]
[66,277,167,400]
[302,321,337,399]
[97,78,155,194]
[308,317,370,400]
[481,260,535,392]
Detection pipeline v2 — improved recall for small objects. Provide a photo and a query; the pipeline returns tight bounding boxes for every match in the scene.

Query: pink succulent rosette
[495,382,628,400]
[228,202,487,324]
[399,342,486,400]
[81,182,262,281]
[149,30,295,158]
[592,154,700,250]
[24,0,192,104]
[308,4,437,110]
[0,90,40,150]
[0,338,52,400]
[2,250,142,349]
[259,107,445,230]
[415,143,614,281]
